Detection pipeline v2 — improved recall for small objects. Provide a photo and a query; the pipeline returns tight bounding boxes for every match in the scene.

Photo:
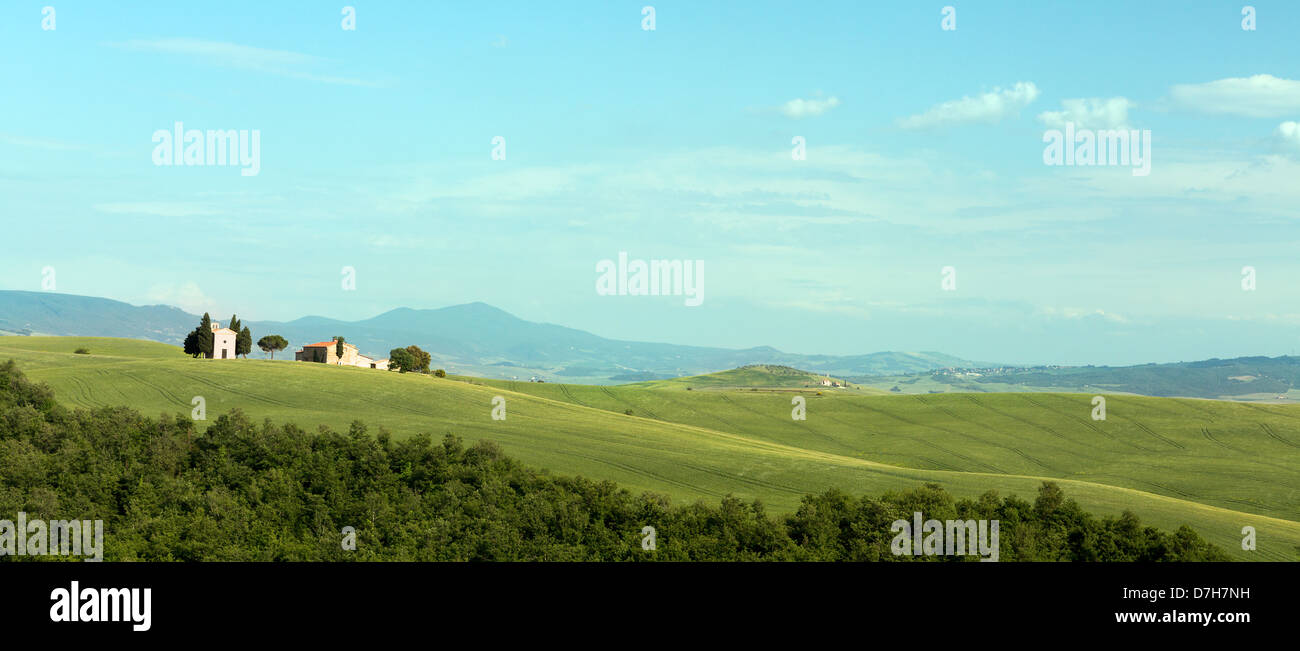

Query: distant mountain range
[4,290,1297,398]
[0,291,984,383]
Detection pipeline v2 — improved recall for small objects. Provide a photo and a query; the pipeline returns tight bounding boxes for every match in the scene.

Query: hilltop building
[210,322,237,359]
[295,337,388,370]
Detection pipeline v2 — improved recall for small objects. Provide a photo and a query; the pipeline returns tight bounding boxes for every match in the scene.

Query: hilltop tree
[404,345,431,373]
[185,313,215,359]
[257,335,289,360]
[334,337,346,362]
[198,313,214,358]
[182,330,201,357]
[237,327,253,358]
[228,314,241,337]
[388,347,415,373]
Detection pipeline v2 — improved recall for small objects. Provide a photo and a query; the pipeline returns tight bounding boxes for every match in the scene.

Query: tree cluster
[228,314,252,358]
[182,313,214,358]
[388,345,431,374]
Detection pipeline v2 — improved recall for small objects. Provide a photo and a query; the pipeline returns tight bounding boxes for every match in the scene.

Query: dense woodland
[0,360,1228,561]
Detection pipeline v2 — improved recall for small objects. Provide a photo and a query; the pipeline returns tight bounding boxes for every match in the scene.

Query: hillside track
[1019,394,1163,453]
[1260,423,1300,449]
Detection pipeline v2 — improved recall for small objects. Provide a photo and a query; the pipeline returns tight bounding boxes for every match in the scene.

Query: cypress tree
[182,330,201,357]
[197,313,214,358]
[237,326,252,358]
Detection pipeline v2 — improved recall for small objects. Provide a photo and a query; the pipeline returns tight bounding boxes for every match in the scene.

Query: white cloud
[109,38,379,87]
[388,141,1300,238]
[0,133,85,151]
[367,234,436,249]
[1276,121,1300,149]
[898,82,1040,129]
[147,282,217,315]
[1169,74,1300,117]
[1038,97,1133,130]
[779,95,841,118]
[95,202,219,218]
[1039,307,1128,323]
[772,296,871,319]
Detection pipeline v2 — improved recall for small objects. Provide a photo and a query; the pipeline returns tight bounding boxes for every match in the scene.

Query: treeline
[0,361,1228,561]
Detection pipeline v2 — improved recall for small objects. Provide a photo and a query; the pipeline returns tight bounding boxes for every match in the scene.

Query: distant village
[184,313,402,371]
[932,365,1067,378]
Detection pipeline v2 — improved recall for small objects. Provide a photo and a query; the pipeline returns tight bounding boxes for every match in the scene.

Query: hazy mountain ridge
[0,291,984,382]
[847,357,1300,401]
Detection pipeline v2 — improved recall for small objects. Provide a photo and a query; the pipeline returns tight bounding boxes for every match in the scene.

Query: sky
[2,1,1300,366]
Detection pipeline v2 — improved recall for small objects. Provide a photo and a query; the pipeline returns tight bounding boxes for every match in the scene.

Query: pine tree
[257,335,288,360]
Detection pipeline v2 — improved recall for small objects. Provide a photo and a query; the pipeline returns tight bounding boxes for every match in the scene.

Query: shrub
[73,347,90,355]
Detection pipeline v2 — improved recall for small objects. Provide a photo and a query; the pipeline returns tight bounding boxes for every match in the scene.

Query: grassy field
[632,364,876,392]
[4,335,1299,560]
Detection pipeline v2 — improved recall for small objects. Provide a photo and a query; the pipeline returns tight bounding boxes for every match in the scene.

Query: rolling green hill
[628,364,875,391]
[4,336,1299,561]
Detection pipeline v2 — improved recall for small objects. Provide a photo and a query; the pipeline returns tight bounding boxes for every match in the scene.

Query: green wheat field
[3,335,1298,561]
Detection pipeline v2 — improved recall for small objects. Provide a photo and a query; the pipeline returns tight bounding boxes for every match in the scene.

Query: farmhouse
[295,337,388,369]
[210,322,237,359]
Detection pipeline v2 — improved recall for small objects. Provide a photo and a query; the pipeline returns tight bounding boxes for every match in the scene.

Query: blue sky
[3,1,1300,365]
